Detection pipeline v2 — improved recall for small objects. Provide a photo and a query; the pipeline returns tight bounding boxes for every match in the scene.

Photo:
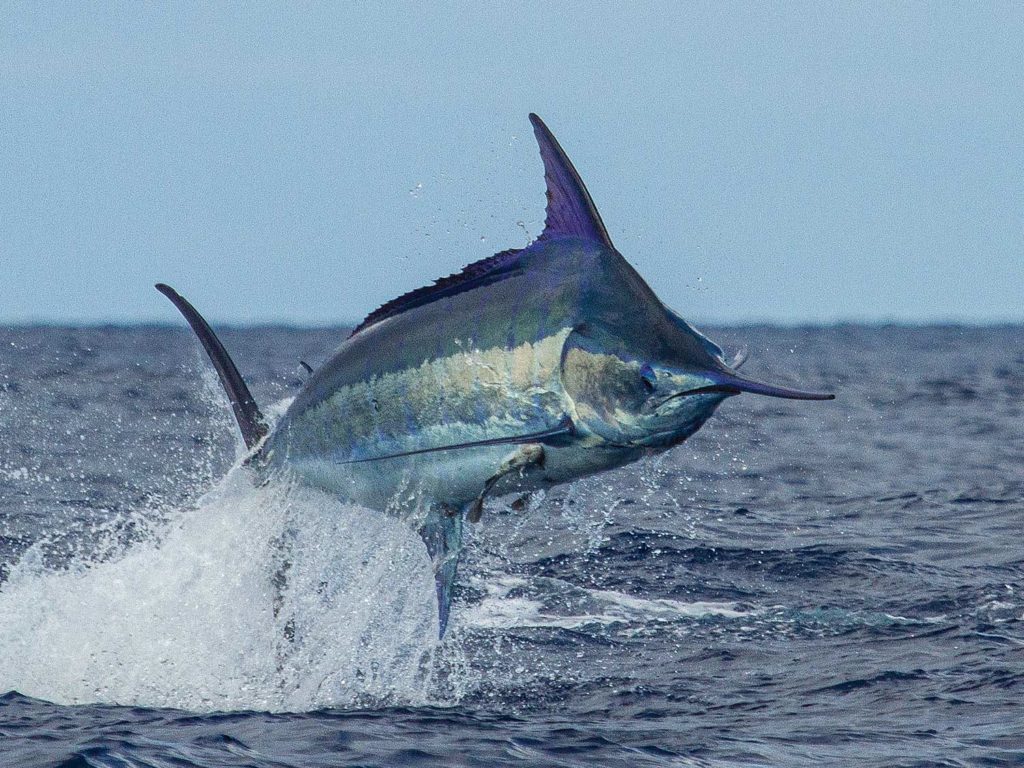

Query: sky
[1,2,1022,325]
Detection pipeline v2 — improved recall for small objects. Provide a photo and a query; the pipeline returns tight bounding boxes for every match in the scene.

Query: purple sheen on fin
[529,114,614,248]
[349,247,524,337]
[349,115,610,340]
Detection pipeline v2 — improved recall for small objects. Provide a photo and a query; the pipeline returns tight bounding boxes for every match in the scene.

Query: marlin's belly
[279,439,645,511]
[283,446,535,511]
[263,329,579,510]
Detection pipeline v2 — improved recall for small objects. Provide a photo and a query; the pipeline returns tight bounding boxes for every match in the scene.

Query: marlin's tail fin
[156,283,268,450]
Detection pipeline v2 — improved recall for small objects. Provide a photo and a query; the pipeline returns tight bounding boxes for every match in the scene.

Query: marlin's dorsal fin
[530,113,614,248]
[349,114,611,339]
[349,247,524,337]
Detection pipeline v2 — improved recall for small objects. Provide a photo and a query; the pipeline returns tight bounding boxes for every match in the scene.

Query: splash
[0,469,451,712]
[461,573,751,631]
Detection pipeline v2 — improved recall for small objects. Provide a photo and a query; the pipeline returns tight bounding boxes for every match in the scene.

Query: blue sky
[1,3,1021,324]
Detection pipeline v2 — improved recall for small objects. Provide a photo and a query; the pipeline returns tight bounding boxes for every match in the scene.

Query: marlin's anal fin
[419,508,464,638]
[419,443,547,637]
[467,444,545,524]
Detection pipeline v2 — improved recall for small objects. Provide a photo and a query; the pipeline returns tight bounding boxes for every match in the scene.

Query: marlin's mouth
[654,384,741,409]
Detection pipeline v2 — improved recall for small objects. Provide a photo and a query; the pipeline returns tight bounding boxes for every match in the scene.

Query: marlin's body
[158,115,833,636]
[265,239,643,508]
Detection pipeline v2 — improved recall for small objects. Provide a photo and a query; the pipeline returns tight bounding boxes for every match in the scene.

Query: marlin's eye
[640,363,657,393]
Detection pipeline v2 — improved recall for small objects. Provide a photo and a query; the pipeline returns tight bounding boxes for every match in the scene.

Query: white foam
[0,470,446,712]
[460,574,751,631]
[587,588,750,620]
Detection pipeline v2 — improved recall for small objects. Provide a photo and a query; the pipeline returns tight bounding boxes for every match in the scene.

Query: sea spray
[0,469,448,712]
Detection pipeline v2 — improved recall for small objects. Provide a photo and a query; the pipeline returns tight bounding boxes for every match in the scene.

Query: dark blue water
[0,325,1021,767]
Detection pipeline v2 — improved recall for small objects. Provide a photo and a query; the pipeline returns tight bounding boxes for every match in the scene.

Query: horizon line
[2,318,1022,331]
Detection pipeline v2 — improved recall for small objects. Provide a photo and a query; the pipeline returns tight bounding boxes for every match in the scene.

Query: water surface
[0,325,1020,766]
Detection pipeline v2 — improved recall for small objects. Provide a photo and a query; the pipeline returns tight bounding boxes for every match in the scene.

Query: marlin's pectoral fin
[467,444,545,524]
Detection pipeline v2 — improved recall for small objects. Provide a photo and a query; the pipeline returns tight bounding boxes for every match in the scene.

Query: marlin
[157,114,834,636]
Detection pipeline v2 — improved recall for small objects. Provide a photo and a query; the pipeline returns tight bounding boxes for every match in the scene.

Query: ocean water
[0,324,1020,767]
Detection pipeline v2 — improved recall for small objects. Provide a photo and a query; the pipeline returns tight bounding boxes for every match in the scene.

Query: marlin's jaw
[644,382,741,413]
[628,373,733,449]
[628,364,834,450]
[646,368,836,413]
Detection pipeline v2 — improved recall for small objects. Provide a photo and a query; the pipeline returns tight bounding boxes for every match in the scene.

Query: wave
[459,573,751,631]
